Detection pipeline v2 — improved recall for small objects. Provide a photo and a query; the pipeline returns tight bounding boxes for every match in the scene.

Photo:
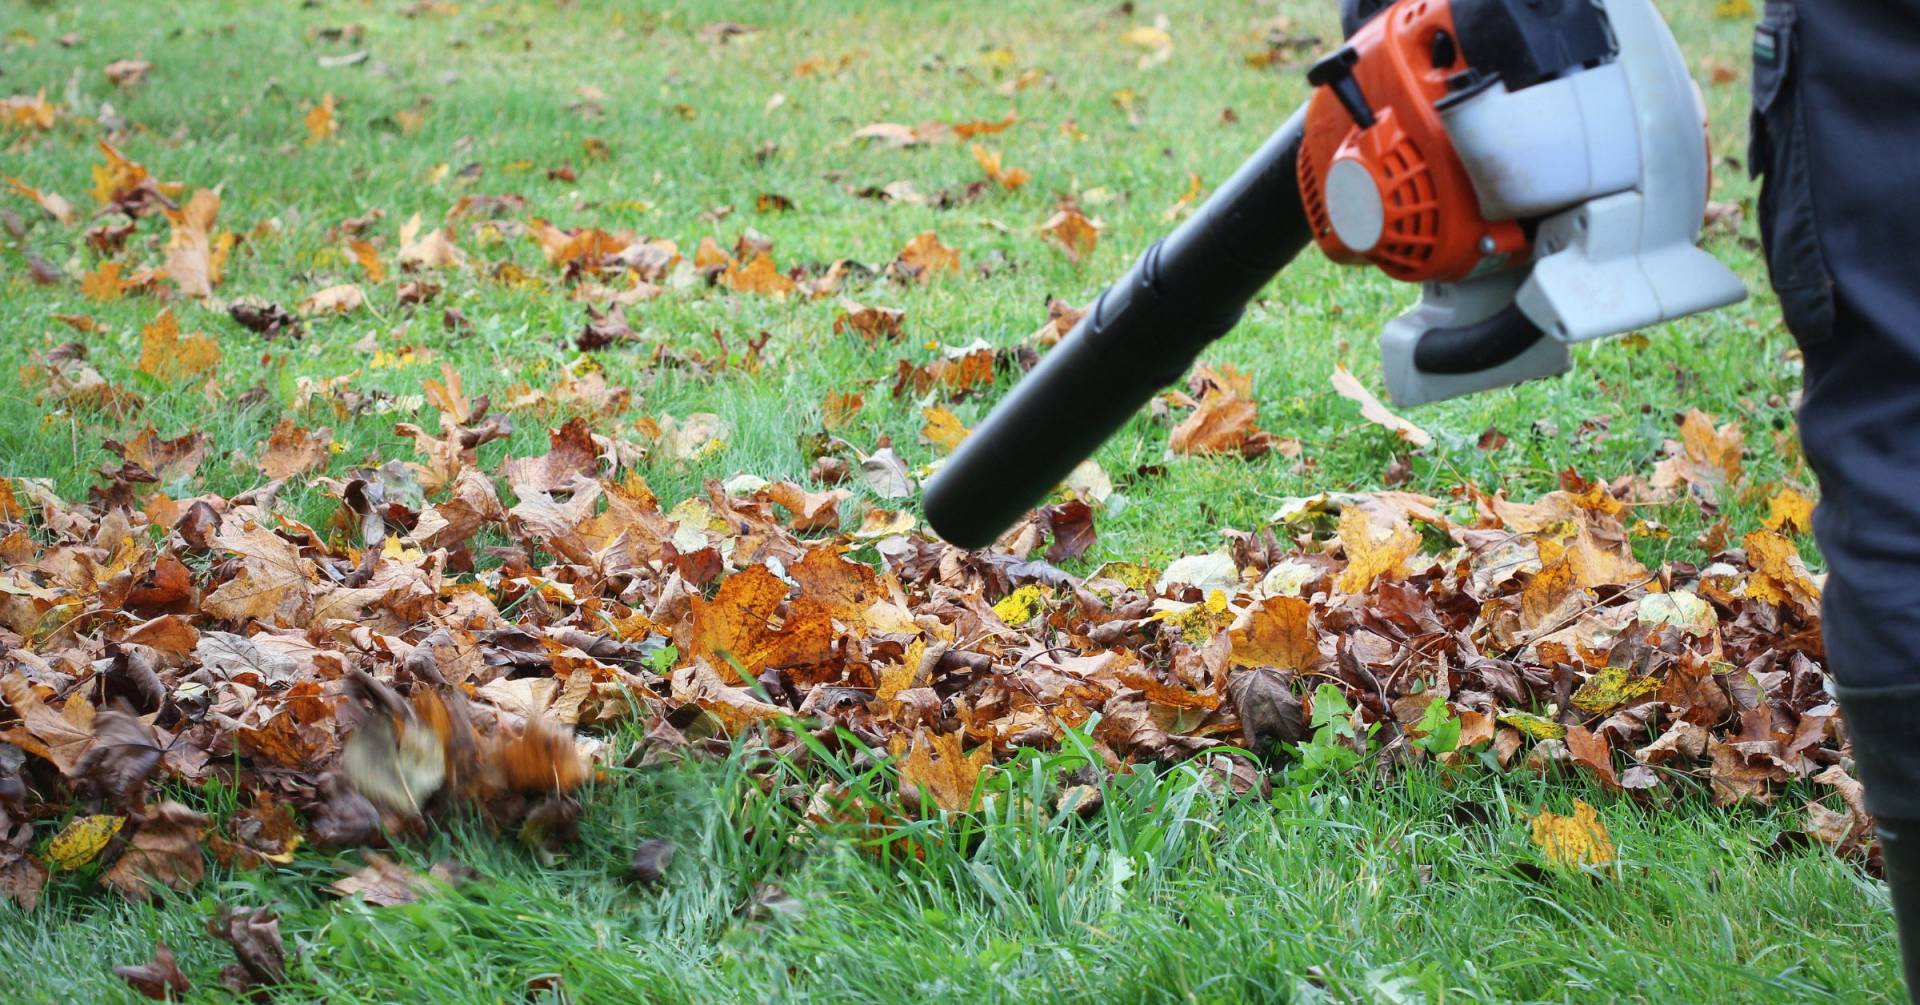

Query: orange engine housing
[1297,0,1528,283]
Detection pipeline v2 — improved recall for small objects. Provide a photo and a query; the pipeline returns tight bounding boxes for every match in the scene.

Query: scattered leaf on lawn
[1331,364,1431,447]
[1530,799,1614,867]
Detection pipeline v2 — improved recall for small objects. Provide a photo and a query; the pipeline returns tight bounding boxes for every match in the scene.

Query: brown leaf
[833,300,905,343]
[299,283,366,315]
[115,942,191,1001]
[720,251,797,296]
[327,853,436,906]
[207,905,286,989]
[1227,668,1306,754]
[102,801,208,899]
[764,481,849,532]
[1563,725,1620,790]
[398,212,467,270]
[1,672,94,774]
[160,188,221,299]
[1169,363,1272,458]
[503,417,601,497]
[258,419,332,480]
[104,59,154,88]
[688,565,834,684]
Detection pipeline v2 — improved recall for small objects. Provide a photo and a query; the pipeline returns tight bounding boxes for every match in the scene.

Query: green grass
[3,737,1898,1003]
[0,0,1891,1001]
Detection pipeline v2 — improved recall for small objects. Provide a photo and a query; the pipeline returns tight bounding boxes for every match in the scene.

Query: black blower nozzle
[922,107,1315,549]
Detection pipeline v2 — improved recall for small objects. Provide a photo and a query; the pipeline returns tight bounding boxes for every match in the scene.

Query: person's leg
[1751,0,1920,995]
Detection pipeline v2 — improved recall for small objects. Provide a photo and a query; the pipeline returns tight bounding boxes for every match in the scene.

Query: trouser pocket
[1749,1,1837,345]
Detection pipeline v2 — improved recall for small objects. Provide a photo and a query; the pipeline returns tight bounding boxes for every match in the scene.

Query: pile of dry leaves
[0,367,1866,924]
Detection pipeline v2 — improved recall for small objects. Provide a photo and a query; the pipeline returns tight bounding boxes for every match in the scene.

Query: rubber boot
[1879,819,1920,1003]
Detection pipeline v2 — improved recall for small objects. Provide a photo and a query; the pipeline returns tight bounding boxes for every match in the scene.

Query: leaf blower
[922,0,1746,549]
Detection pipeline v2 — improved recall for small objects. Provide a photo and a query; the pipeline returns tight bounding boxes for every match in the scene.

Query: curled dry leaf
[1330,364,1431,447]
[299,283,365,315]
[5,176,77,225]
[970,144,1030,190]
[894,231,960,282]
[1039,207,1099,261]
[833,300,905,343]
[114,942,191,1001]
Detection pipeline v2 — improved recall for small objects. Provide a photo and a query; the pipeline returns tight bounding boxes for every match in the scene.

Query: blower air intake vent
[1373,136,1439,278]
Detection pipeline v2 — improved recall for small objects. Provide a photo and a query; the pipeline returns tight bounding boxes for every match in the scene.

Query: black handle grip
[922,107,1315,550]
[1410,302,1547,374]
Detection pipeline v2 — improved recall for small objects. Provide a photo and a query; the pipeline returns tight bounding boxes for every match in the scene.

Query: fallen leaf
[299,283,365,315]
[891,729,990,812]
[1331,365,1431,447]
[160,188,221,299]
[258,419,333,480]
[102,801,208,899]
[137,308,222,382]
[894,231,960,282]
[1762,487,1815,534]
[114,942,191,1001]
[5,176,76,225]
[305,92,337,143]
[1039,207,1099,261]
[48,813,126,870]
[970,144,1030,190]
[1530,799,1614,868]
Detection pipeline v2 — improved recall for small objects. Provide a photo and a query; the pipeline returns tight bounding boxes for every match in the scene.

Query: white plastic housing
[1515,0,1747,343]
[1439,62,1641,220]
[1380,272,1572,407]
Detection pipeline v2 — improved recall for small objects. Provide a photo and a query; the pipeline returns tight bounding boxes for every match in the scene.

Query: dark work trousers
[1751,0,1920,997]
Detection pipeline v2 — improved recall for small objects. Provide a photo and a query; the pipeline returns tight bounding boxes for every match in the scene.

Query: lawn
[0,0,1899,1001]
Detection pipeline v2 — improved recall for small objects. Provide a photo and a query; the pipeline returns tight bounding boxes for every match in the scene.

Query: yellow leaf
[80,260,127,302]
[719,252,797,296]
[992,584,1048,626]
[1498,710,1566,740]
[1569,666,1662,715]
[346,239,387,283]
[1713,0,1754,18]
[1530,800,1615,868]
[890,729,991,812]
[970,144,1030,191]
[1762,487,1815,534]
[1335,506,1420,593]
[304,92,337,144]
[1228,595,1318,670]
[48,814,125,870]
[137,308,222,382]
[1121,25,1172,48]
[919,406,970,451]
[1743,529,1821,613]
